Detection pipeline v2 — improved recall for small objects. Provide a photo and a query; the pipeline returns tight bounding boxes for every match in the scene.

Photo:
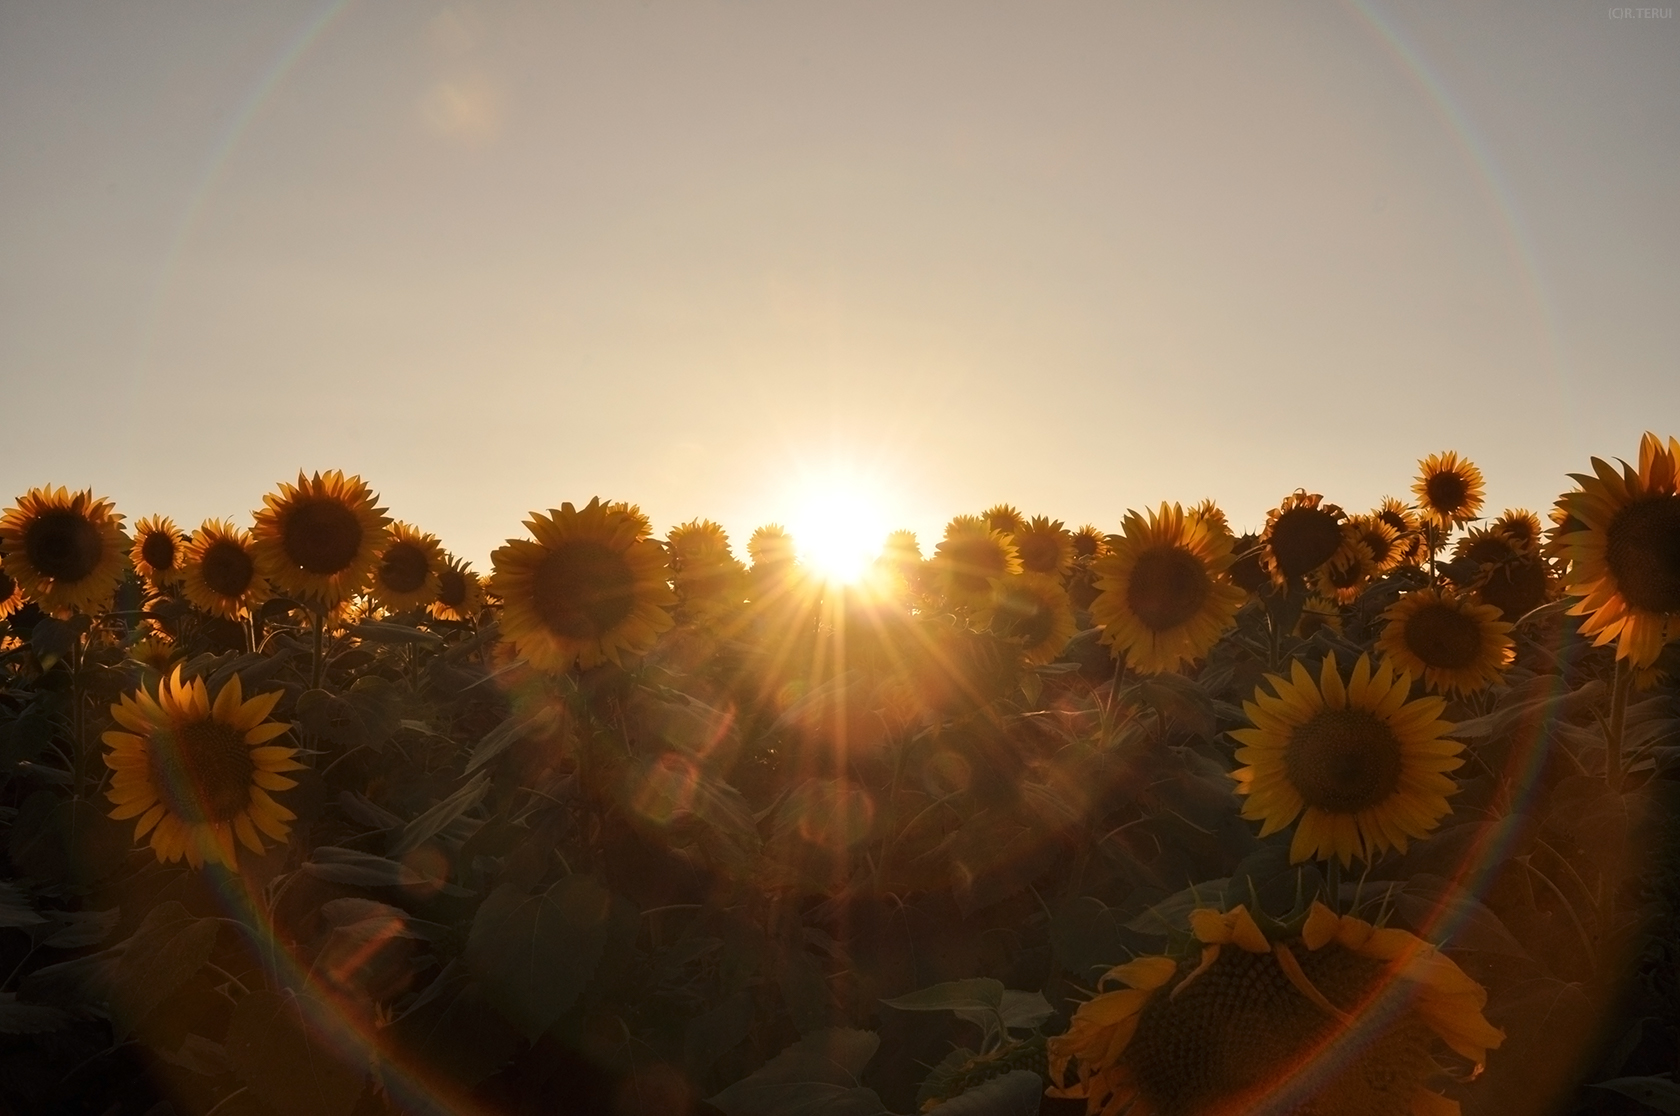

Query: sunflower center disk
[1017,536,1060,574]
[25,511,104,583]
[283,499,365,575]
[532,540,637,639]
[1402,603,1481,669]
[1127,546,1211,631]
[951,541,1006,594]
[1284,708,1404,814]
[1425,471,1469,515]
[437,566,466,607]
[1606,494,1680,613]
[1270,510,1342,580]
[141,532,177,571]
[201,541,255,598]
[147,718,256,825]
[1128,947,1429,1116]
[1480,558,1547,620]
[380,544,430,594]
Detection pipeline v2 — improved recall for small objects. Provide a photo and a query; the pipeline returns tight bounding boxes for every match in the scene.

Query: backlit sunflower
[1294,595,1343,638]
[606,501,653,542]
[102,668,303,869]
[1348,514,1404,575]
[1189,499,1232,538]
[182,520,264,620]
[932,516,1022,609]
[131,516,187,586]
[251,471,389,607]
[369,522,444,612]
[1048,902,1502,1116]
[1451,527,1520,570]
[1262,492,1346,584]
[1413,451,1485,531]
[1491,509,1543,554]
[1070,524,1109,561]
[1376,498,1427,567]
[1232,652,1463,866]
[428,553,485,623]
[1227,533,1269,596]
[979,573,1076,665]
[1009,515,1073,578]
[1556,432,1680,667]
[0,487,127,614]
[1475,553,1554,623]
[667,519,745,618]
[1314,530,1376,606]
[1091,504,1244,673]
[1377,588,1514,696]
[983,504,1027,537]
[0,567,23,620]
[492,497,676,671]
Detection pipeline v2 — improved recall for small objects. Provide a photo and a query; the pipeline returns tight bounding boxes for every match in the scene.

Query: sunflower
[1413,451,1485,531]
[1070,524,1109,561]
[493,497,676,671]
[1091,504,1244,673]
[251,471,389,607]
[747,524,797,570]
[1475,553,1554,623]
[983,504,1027,537]
[1294,595,1344,638]
[102,668,303,869]
[1375,498,1427,567]
[181,520,264,620]
[1232,653,1462,866]
[932,516,1022,609]
[1556,433,1680,667]
[0,566,23,620]
[1227,533,1269,596]
[1378,588,1514,696]
[0,487,127,614]
[1451,527,1520,570]
[1314,530,1376,606]
[1262,492,1346,584]
[667,519,745,618]
[1347,514,1404,575]
[429,553,485,623]
[1012,515,1074,578]
[130,515,187,586]
[369,522,444,612]
[1491,509,1543,554]
[979,573,1076,665]
[606,501,653,542]
[1189,499,1231,538]
[1048,902,1502,1116]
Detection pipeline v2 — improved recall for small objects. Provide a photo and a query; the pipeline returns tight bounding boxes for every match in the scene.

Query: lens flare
[788,475,888,585]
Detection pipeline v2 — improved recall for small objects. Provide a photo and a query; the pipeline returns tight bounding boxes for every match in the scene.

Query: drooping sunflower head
[1227,532,1269,596]
[1091,503,1245,673]
[0,486,128,614]
[1346,514,1404,574]
[1313,532,1376,606]
[978,573,1076,666]
[131,515,187,586]
[1294,595,1344,638]
[1070,524,1109,561]
[1189,499,1231,538]
[1491,509,1543,554]
[251,471,389,606]
[1049,902,1502,1116]
[1556,433,1680,666]
[1378,587,1515,696]
[429,553,485,623]
[1413,451,1486,530]
[0,566,23,621]
[1375,497,1426,567]
[983,504,1027,537]
[1262,492,1346,584]
[1452,526,1521,571]
[1014,515,1074,578]
[370,522,444,612]
[492,497,677,671]
[931,516,1022,608]
[1476,552,1555,623]
[1232,652,1463,866]
[182,520,265,620]
[102,668,304,869]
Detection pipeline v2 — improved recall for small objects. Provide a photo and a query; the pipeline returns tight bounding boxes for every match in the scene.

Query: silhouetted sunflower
[0,567,22,620]
[1233,652,1463,866]
[1557,432,1680,666]
[667,519,745,618]
[1348,514,1404,574]
[1476,553,1554,623]
[1378,588,1514,696]
[370,522,444,612]
[1070,524,1109,561]
[429,553,485,623]
[1048,902,1502,1116]
[1189,499,1231,538]
[493,497,676,671]
[983,504,1027,537]
[979,573,1076,665]
[1413,451,1485,530]
[251,471,389,606]
[182,520,264,620]
[1262,492,1346,584]
[1014,515,1074,578]
[1315,530,1377,605]
[1226,533,1269,596]
[1376,497,1427,567]
[0,486,127,613]
[1452,527,1521,570]
[606,501,653,542]
[1091,504,1244,673]
[103,668,303,869]
[932,516,1022,608]
[1491,509,1543,554]
[131,515,187,586]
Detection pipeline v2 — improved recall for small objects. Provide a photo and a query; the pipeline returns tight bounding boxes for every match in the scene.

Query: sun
[788,474,889,585]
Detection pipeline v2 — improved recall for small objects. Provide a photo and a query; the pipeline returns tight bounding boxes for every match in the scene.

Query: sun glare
[788,475,888,585]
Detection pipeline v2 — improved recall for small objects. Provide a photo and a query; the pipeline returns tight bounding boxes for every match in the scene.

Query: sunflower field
[1,438,1677,1116]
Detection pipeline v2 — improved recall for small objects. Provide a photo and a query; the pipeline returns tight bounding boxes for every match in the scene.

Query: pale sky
[2,1,1676,567]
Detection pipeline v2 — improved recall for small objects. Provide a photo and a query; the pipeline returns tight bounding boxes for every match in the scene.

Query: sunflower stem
[1605,655,1633,791]
[310,607,325,690]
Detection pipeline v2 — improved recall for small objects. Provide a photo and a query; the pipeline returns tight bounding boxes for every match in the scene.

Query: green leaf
[1587,1076,1680,1114]
[348,621,442,646]
[29,617,77,667]
[300,847,471,896]
[465,875,613,1040]
[385,961,521,1088]
[708,1028,890,1116]
[387,772,488,858]
[882,978,1004,1014]
[958,990,1054,1034]
[1125,878,1231,935]
[8,792,130,887]
[0,992,71,1035]
[464,707,561,773]
[1395,875,1528,958]
[933,1070,1043,1115]
[225,989,367,1116]
[109,900,218,1041]
[42,907,119,948]
[0,880,46,928]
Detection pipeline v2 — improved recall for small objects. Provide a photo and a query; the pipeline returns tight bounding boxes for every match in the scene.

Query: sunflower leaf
[929,1070,1043,1116]
[464,875,614,1041]
[881,978,1004,1014]
[464,707,562,774]
[387,773,489,859]
[1586,1076,1680,1114]
[226,989,367,1116]
[708,1028,890,1116]
[108,901,218,1042]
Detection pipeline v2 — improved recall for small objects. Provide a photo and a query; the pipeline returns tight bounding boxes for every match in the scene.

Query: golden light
[787,473,889,585]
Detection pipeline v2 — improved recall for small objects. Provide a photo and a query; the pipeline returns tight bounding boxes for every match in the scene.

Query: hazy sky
[2,1,1676,566]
